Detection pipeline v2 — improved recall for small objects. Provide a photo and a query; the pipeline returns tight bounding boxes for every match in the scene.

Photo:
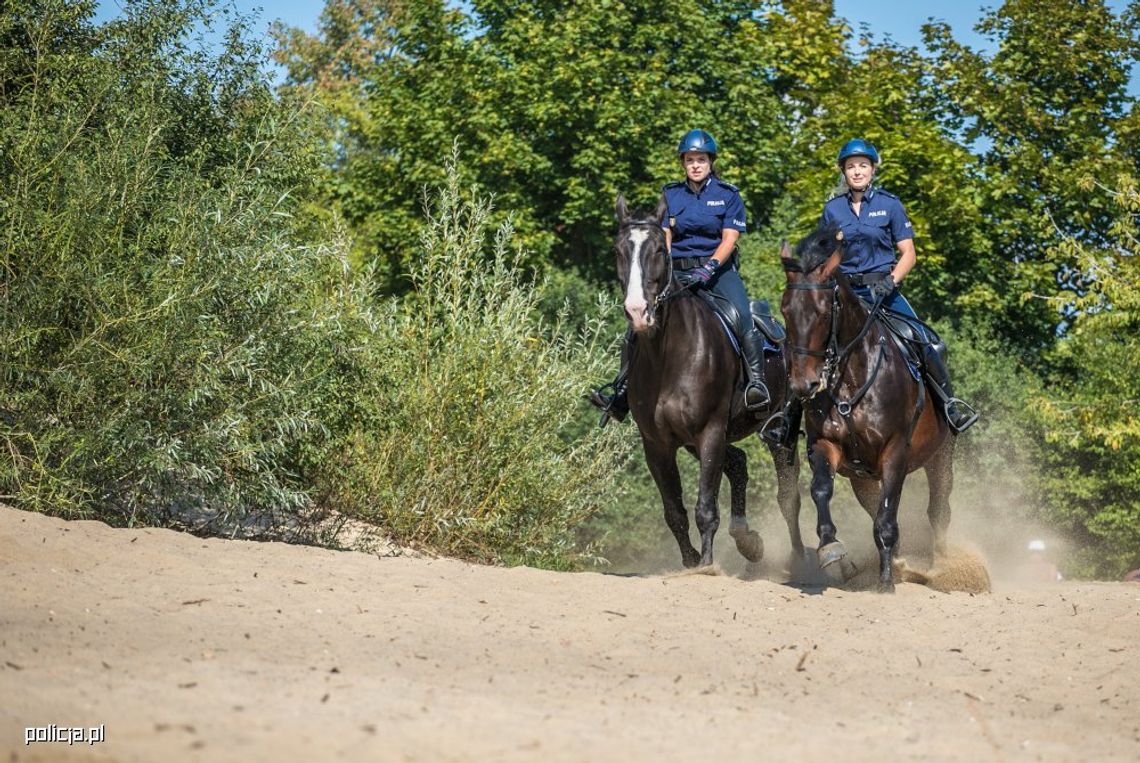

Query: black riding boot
[587,331,633,428]
[740,326,771,411]
[923,341,979,434]
[761,397,802,463]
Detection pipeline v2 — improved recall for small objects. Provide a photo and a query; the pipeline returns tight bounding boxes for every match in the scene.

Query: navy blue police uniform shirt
[660,177,747,260]
[819,186,913,274]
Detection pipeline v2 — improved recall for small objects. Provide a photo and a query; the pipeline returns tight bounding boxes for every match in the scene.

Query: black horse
[780,227,955,592]
[614,195,802,569]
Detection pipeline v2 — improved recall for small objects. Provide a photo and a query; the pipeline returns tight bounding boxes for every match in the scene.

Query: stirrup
[587,383,628,427]
[944,398,979,434]
[587,386,613,412]
[759,410,789,445]
[744,381,770,411]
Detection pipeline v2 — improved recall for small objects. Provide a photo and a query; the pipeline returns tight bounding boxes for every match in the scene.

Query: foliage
[0,0,344,530]
[274,0,798,286]
[5,0,1140,575]
[1033,176,1140,576]
[923,0,1140,356]
[314,159,632,566]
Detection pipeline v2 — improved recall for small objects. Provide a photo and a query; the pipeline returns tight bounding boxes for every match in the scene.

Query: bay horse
[780,226,955,592]
[615,195,802,569]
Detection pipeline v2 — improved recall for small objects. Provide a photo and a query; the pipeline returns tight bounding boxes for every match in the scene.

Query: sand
[2,504,1138,762]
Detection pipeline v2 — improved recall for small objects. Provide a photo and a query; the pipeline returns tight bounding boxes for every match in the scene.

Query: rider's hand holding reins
[868,274,896,302]
[675,259,719,290]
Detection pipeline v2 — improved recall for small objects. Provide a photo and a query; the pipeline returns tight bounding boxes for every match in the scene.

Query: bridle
[782,259,886,411]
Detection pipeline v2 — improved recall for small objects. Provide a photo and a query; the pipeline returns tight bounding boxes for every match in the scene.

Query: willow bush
[1,1,629,567]
[315,162,632,567]
[0,0,350,532]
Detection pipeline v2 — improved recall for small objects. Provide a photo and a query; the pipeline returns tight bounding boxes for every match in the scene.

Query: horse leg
[721,444,763,563]
[850,477,880,520]
[808,441,853,580]
[766,441,804,567]
[873,447,909,593]
[693,431,727,567]
[924,436,955,558]
[644,439,700,568]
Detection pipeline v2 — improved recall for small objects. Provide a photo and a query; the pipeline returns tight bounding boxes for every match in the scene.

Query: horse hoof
[730,528,764,563]
[877,580,896,594]
[818,542,856,583]
[818,541,847,567]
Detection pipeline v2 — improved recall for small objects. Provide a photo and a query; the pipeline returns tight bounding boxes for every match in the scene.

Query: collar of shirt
[681,176,714,196]
[846,184,875,203]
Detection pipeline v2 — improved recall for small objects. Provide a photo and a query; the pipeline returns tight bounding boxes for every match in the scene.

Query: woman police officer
[589,129,771,426]
[765,138,977,450]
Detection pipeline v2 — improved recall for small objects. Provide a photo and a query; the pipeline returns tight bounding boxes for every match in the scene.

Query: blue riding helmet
[677,129,718,158]
[837,138,880,166]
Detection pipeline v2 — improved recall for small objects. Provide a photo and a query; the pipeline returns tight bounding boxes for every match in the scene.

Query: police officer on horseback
[765,138,978,451]
[589,129,772,425]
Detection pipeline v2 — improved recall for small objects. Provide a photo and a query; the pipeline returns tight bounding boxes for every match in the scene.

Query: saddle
[862,301,930,381]
[695,292,786,354]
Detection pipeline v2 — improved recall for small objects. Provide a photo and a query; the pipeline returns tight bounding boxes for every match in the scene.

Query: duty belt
[846,271,891,287]
[672,254,737,271]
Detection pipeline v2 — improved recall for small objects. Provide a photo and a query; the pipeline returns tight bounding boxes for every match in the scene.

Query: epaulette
[713,178,739,192]
[662,180,685,190]
[875,188,900,200]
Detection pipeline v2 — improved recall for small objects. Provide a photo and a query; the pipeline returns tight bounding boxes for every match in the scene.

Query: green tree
[923,0,1140,357]
[1033,176,1140,576]
[275,0,802,286]
[749,14,992,329]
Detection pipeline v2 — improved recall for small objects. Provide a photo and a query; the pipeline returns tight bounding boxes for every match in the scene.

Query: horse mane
[793,224,844,274]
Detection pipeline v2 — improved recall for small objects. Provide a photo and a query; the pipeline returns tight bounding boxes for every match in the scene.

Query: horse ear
[820,249,842,280]
[779,240,792,260]
[655,194,668,224]
[615,194,629,222]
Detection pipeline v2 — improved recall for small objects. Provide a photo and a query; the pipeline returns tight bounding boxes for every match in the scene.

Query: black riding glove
[675,260,718,290]
[868,275,896,302]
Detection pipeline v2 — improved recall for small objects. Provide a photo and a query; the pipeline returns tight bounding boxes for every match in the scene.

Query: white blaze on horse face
[624,228,652,332]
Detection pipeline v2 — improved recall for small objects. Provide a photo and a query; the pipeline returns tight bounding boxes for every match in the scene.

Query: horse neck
[633,293,696,365]
[833,277,881,355]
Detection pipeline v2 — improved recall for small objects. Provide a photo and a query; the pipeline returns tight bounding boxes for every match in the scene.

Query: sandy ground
[2,504,1138,763]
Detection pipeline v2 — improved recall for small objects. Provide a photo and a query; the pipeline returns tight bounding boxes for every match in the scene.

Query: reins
[784,259,928,456]
[784,270,886,379]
